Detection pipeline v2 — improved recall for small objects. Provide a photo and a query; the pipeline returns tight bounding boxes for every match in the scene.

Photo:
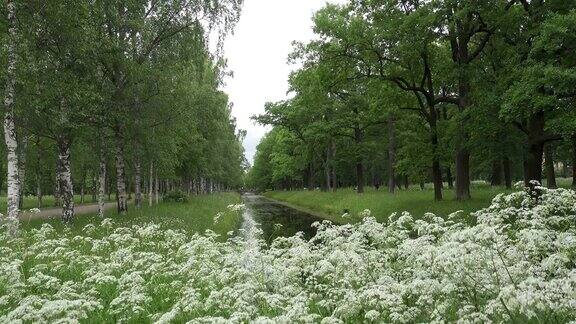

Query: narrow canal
[240,193,324,243]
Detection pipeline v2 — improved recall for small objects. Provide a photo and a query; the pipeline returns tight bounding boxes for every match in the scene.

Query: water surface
[240,194,323,242]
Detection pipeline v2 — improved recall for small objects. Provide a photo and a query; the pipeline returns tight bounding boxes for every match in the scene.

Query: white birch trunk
[115,129,128,214]
[97,147,106,218]
[56,137,74,223]
[134,157,142,209]
[36,171,42,208]
[18,134,28,210]
[154,174,159,204]
[3,0,20,236]
[54,172,61,207]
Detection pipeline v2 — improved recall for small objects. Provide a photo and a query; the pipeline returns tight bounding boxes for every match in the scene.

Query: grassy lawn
[19,192,243,240]
[0,194,115,211]
[264,184,518,224]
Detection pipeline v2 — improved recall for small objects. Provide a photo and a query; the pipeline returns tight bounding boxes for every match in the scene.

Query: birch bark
[134,157,142,208]
[98,146,106,218]
[56,136,74,223]
[3,0,20,235]
[115,127,128,214]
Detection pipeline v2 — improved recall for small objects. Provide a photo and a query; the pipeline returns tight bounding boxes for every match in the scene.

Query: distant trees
[249,0,576,200]
[1,0,245,230]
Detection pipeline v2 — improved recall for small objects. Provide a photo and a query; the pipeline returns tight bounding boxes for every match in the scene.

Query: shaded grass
[0,194,115,211]
[20,193,242,240]
[264,184,517,225]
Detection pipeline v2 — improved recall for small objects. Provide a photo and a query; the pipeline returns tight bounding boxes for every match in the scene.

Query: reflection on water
[240,194,323,243]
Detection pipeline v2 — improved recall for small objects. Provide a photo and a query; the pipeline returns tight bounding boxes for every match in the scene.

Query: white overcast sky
[222,0,346,164]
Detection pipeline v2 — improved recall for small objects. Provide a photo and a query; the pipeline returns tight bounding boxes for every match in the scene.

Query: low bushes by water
[0,187,575,322]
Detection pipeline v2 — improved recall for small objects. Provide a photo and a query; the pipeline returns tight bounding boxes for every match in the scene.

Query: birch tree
[2,0,20,235]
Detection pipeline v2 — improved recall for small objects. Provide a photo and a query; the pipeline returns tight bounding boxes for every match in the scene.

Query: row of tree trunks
[490,158,513,189]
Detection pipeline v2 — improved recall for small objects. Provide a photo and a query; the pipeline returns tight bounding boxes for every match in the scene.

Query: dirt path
[20,202,118,221]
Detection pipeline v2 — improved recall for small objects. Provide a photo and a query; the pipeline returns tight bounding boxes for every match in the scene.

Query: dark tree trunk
[404,175,409,189]
[503,156,512,189]
[524,112,546,189]
[525,143,544,187]
[432,160,443,201]
[544,144,557,189]
[490,160,503,186]
[331,141,337,192]
[356,162,364,194]
[387,115,396,193]
[446,167,454,189]
[354,127,364,194]
[455,149,471,200]
[325,147,332,192]
[429,114,443,201]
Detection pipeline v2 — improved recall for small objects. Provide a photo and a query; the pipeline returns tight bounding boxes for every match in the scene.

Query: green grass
[265,184,515,224]
[20,193,243,240]
[0,194,115,211]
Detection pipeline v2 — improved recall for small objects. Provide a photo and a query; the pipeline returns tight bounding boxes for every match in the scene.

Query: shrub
[162,190,189,203]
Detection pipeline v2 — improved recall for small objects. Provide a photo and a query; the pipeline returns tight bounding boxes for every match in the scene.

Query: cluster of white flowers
[227,204,245,212]
[0,187,575,322]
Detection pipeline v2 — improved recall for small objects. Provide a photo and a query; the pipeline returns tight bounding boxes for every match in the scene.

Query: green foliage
[162,190,189,203]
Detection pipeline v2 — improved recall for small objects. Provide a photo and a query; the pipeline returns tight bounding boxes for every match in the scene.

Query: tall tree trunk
[544,144,557,189]
[354,127,364,194]
[432,160,443,201]
[148,162,154,207]
[387,115,396,193]
[80,168,86,204]
[91,172,97,203]
[524,112,546,189]
[154,174,159,204]
[56,136,74,223]
[525,143,544,187]
[331,141,337,192]
[445,167,454,189]
[325,146,332,192]
[429,114,443,201]
[54,172,61,207]
[97,146,106,218]
[114,127,128,214]
[134,157,142,209]
[3,0,20,235]
[36,169,42,208]
[18,135,28,210]
[455,149,471,200]
[503,156,512,189]
[490,160,503,186]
